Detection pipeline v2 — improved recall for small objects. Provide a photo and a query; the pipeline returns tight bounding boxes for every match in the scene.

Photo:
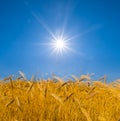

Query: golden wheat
[0,75,120,121]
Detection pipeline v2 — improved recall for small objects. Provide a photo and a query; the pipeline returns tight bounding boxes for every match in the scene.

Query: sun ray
[31,12,57,40]
[48,34,73,56]
[30,12,76,56]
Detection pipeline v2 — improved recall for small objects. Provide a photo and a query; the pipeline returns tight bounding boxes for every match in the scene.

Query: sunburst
[49,35,71,56]
[31,12,75,56]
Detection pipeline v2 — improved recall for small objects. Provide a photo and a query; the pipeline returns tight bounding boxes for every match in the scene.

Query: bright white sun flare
[31,12,77,56]
[55,39,65,49]
[50,35,71,56]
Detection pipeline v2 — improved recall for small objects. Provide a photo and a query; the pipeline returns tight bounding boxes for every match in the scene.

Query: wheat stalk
[72,75,79,82]
[80,107,92,121]
[18,71,26,80]
[5,99,14,107]
[57,82,69,90]
[98,75,107,83]
[4,76,13,89]
[87,86,96,95]
[80,75,91,82]
[16,97,22,112]
[64,93,74,102]
[27,82,34,93]
[86,92,97,99]
[53,76,64,83]
[51,93,63,104]
[16,97,20,107]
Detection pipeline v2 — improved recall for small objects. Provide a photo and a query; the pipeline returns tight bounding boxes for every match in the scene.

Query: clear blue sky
[0,0,120,81]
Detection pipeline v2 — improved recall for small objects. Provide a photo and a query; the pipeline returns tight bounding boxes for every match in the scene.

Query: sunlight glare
[50,35,71,56]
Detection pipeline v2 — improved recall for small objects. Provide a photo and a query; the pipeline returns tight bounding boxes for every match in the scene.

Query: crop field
[0,75,120,121]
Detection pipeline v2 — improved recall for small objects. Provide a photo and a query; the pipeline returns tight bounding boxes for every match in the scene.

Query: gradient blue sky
[0,0,120,81]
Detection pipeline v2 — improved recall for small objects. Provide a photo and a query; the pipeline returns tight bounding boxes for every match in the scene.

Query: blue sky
[0,0,120,81]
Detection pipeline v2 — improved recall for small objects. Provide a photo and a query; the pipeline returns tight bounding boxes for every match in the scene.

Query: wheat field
[0,75,120,121]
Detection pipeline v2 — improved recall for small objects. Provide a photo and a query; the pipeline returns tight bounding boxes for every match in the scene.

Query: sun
[50,35,71,56]
[31,12,77,57]
[55,39,65,49]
